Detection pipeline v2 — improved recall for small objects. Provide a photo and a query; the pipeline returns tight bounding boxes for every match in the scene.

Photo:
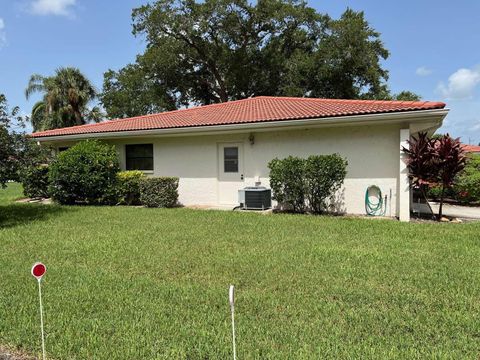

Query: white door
[218,143,244,205]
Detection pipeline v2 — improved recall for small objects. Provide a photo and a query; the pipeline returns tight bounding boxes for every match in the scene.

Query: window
[224,147,238,172]
[126,144,153,171]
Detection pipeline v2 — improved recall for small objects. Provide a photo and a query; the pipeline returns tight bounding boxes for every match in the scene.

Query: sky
[0,0,479,143]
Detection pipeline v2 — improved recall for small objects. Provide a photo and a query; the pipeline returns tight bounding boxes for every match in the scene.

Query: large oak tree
[101,0,418,119]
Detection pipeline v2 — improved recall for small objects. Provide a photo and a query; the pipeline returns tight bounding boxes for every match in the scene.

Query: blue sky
[0,0,479,143]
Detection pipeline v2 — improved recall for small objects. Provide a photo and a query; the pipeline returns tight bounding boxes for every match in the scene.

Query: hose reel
[365,185,388,216]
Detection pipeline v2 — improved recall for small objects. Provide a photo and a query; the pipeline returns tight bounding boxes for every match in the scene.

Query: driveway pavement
[429,202,480,219]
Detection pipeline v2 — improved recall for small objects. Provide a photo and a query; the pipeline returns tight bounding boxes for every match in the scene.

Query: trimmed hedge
[139,177,179,208]
[117,170,145,205]
[21,164,50,198]
[268,156,306,213]
[304,155,348,213]
[268,154,348,214]
[49,140,120,205]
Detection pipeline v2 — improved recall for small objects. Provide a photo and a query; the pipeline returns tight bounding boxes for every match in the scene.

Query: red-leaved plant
[433,134,467,218]
[403,133,466,220]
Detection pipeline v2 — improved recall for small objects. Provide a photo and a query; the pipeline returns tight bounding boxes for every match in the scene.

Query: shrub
[117,170,146,205]
[139,177,179,208]
[268,154,348,213]
[453,154,480,203]
[49,140,120,205]
[21,164,50,198]
[427,185,443,200]
[268,156,306,212]
[304,154,348,213]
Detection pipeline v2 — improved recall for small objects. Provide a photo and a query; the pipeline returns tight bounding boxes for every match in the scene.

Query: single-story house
[30,96,448,221]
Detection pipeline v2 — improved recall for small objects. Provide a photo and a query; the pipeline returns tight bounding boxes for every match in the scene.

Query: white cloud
[30,0,76,16]
[0,18,6,49]
[436,66,480,100]
[416,66,432,76]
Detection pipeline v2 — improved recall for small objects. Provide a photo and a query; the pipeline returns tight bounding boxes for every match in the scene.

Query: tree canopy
[101,0,419,119]
[26,67,104,131]
[0,93,48,187]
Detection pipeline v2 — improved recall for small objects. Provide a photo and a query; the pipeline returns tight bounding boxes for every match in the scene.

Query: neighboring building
[462,144,480,154]
[30,96,448,221]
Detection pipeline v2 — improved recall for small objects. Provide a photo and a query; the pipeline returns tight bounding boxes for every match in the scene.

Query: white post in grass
[229,285,237,360]
[31,262,47,360]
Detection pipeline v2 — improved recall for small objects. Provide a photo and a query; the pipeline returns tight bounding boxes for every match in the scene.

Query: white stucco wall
[89,124,403,216]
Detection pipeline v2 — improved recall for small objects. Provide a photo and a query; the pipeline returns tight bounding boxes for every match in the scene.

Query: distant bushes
[268,154,348,213]
[428,154,480,203]
[19,142,55,198]
[49,140,120,205]
[21,165,50,198]
[139,177,179,208]
[454,154,480,203]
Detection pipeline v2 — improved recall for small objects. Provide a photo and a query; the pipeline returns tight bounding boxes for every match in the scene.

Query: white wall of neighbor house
[88,123,403,216]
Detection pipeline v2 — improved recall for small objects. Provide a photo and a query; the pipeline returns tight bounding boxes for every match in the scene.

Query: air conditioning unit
[238,186,272,210]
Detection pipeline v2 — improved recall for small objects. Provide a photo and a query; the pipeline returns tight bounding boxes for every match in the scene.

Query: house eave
[33,108,449,142]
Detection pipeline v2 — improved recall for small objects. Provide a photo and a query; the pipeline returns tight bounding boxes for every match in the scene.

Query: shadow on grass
[0,203,73,229]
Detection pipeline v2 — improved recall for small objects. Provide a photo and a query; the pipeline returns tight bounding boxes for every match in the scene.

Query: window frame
[125,144,154,171]
[223,146,239,173]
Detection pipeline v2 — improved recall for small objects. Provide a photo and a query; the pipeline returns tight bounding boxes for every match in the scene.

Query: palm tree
[29,101,46,132]
[25,67,102,131]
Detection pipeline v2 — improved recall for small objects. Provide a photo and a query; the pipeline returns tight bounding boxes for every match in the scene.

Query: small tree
[433,135,467,218]
[403,133,437,204]
[403,132,466,220]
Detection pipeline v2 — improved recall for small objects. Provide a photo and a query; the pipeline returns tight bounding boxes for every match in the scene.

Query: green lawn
[0,184,479,359]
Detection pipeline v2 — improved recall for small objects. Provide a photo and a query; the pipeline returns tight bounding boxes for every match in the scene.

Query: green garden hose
[365,185,387,216]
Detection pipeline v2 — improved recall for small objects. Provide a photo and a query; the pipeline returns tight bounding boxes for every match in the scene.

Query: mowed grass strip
[0,184,479,359]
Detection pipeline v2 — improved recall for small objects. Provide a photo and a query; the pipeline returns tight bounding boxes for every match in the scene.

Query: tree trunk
[438,184,446,221]
[74,110,83,126]
[419,185,434,218]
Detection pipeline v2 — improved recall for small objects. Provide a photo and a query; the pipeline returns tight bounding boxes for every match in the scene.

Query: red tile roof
[462,144,480,153]
[30,96,446,138]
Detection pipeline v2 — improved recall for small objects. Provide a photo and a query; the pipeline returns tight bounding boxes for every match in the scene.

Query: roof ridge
[256,96,443,106]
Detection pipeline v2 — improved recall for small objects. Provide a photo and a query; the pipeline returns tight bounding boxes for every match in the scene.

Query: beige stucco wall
[61,124,401,216]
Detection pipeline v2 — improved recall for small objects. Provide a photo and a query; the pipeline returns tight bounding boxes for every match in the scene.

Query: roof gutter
[32,108,449,142]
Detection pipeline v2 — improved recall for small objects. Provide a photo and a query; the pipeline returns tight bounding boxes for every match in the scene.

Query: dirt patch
[0,346,37,360]
[15,198,52,205]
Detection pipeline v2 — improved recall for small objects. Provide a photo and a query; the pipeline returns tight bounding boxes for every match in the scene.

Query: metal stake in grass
[31,262,47,360]
[229,285,237,360]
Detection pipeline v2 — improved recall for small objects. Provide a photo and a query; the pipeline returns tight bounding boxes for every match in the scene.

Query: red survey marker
[31,262,46,280]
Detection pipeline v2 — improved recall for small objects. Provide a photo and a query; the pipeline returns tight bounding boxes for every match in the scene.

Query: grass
[0,184,479,359]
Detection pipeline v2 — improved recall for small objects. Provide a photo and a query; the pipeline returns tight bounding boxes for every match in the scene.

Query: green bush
[21,164,50,198]
[49,140,120,205]
[268,156,306,212]
[304,154,348,213]
[427,185,443,200]
[268,154,348,213]
[139,177,179,208]
[117,170,146,205]
[454,154,480,203]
